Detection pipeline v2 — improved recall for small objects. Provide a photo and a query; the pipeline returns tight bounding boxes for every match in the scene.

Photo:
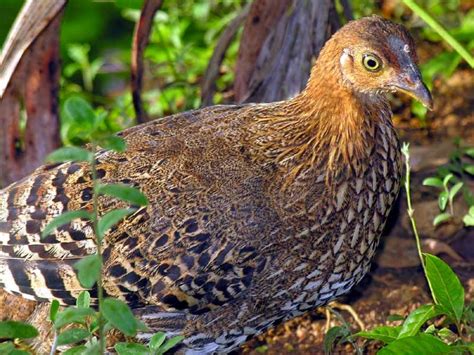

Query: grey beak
[394,66,433,110]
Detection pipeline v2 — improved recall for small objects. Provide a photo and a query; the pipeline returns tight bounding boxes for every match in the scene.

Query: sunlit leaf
[76,291,91,309]
[433,213,451,226]
[42,210,92,238]
[398,304,443,338]
[97,184,148,206]
[442,173,453,187]
[449,182,463,201]
[159,335,185,353]
[438,191,448,211]
[57,328,90,346]
[74,255,101,288]
[50,300,60,322]
[0,321,38,339]
[464,165,474,175]
[45,147,93,163]
[114,342,149,355]
[149,332,166,350]
[422,177,443,188]
[355,326,401,344]
[63,345,87,355]
[102,298,138,336]
[378,333,450,355]
[463,214,474,226]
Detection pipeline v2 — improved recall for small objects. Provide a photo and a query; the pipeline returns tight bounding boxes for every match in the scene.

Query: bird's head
[312,16,433,110]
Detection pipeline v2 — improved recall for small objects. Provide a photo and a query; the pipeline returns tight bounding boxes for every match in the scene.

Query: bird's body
[0,17,431,353]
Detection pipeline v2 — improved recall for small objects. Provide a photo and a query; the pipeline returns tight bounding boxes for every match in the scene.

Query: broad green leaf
[355,326,401,344]
[323,326,349,354]
[378,333,450,355]
[449,182,463,201]
[465,147,474,158]
[76,291,91,309]
[102,298,138,336]
[50,300,60,322]
[97,184,148,206]
[433,213,451,226]
[42,210,92,238]
[63,96,96,129]
[159,335,185,353]
[0,342,15,353]
[425,254,464,322]
[74,254,101,288]
[442,173,453,187]
[57,328,90,346]
[398,304,443,338]
[422,177,443,188]
[0,321,38,339]
[438,191,448,211]
[149,332,166,350]
[54,307,95,329]
[464,165,474,175]
[463,213,474,226]
[97,208,134,240]
[63,346,87,355]
[114,342,149,355]
[99,136,126,153]
[45,147,93,163]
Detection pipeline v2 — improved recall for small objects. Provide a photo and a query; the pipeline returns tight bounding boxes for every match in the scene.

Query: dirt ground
[241,68,474,354]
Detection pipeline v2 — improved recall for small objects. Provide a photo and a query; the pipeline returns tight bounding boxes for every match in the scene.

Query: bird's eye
[362,53,382,72]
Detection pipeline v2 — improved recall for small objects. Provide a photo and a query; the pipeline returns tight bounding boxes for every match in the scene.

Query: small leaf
[425,253,464,322]
[45,147,93,163]
[42,210,92,238]
[438,191,448,211]
[57,328,90,346]
[100,136,126,153]
[469,206,474,215]
[0,321,39,339]
[50,300,60,322]
[378,333,450,355]
[398,304,443,338]
[63,346,87,355]
[97,208,134,240]
[355,326,401,344]
[63,96,96,129]
[442,173,453,187]
[149,332,166,350]
[463,214,474,226]
[159,335,185,353]
[465,147,474,158]
[433,213,452,226]
[76,291,91,309]
[387,314,405,322]
[323,326,349,354]
[437,327,456,343]
[74,255,101,288]
[464,165,474,175]
[449,182,463,201]
[97,184,148,206]
[54,307,95,329]
[422,177,443,188]
[114,342,149,355]
[102,298,138,336]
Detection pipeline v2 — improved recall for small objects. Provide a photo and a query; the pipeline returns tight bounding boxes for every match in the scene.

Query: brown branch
[131,0,164,124]
[200,3,251,107]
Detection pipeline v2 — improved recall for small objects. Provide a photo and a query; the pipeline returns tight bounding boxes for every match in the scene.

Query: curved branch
[131,0,164,124]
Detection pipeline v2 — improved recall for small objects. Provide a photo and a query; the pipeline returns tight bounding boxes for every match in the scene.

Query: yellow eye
[362,53,382,72]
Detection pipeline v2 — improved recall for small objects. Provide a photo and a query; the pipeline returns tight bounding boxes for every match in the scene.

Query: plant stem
[401,0,474,68]
[49,330,58,355]
[91,142,105,354]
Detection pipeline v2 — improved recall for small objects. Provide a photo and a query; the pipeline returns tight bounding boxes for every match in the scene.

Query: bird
[0,16,432,353]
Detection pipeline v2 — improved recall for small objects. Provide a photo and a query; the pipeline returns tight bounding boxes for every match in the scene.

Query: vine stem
[91,142,105,354]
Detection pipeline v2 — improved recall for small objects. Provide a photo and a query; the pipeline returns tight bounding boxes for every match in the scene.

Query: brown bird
[0,16,431,353]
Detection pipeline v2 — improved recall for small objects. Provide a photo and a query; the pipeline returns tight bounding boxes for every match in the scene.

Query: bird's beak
[392,66,433,110]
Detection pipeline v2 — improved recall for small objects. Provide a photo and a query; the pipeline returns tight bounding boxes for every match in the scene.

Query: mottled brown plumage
[0,17,431,353]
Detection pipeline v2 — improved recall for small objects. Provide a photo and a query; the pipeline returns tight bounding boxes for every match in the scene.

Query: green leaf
[74,254,101,288]
[63,346,87,355]
[97,208,134,240]
[464,165,474,175]
[438,191,448,211]
[42,210,92,238]
[465,147,474,158]
[442,173,453,187]
[355,326,401,344]
[54,307,95,329]
[45,147,93,163]
[97,184,148,206]
[102,298,138,336]
[449,182,463,201]
[57,328,90,346]
[99,136,126,153]
[398,304,443,338]
[114,342,149,355]
[463,214,474,226]
[378,333,450,355]
[424,254,465,322]
[50,300,60,322]
[0,321,38,339]
[76,291,91,309]
[422,177,443,188]
[149,332,166,350]
[159,335,185,353]
[433,213,452,226]
[323,326,349,354]
[63,96,96,129]
[0,342,15,353]
[386,314,405,322]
